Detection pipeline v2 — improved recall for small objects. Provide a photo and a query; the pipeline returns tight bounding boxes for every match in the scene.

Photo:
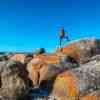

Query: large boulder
[0,52,13,61]
[56,38,100,64]
[32,53,79,69]
[0,60,30,100]
[10,54,26,64]
[0,55,8,61]
[27,54,79,88]
[50,55,100,100]
[9,53,33,65]
[58,54,79,69]
[80,90,100,100]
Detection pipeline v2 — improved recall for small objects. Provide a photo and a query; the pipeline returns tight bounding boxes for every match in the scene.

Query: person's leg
[59,37,62,48]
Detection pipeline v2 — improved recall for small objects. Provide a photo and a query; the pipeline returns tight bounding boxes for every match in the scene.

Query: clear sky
[0,0,100,52]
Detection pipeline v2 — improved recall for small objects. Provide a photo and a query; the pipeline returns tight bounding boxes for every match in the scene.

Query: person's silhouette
[59,28,70,48]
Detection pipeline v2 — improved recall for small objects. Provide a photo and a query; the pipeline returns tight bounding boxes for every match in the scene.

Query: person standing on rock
[59,27,70,49]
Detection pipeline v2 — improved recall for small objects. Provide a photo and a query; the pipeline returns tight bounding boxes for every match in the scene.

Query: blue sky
[0,0,99,52]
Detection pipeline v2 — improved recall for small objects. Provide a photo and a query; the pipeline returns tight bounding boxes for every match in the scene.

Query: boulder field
[0,60,31,100]
[0,38,100,100]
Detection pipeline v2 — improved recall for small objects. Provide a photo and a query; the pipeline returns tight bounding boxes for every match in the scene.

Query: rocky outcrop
[0,60,30,100]
[56,38,100,64]
[80,90,100,100]
[0,55,8,61]
[10,54,26,64]
[50,55,100,100]
[10,53,33,65]
[0,38,100,100]
[27,54,79,88]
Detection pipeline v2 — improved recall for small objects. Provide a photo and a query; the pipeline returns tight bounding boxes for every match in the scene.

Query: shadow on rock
[0,60,31,100]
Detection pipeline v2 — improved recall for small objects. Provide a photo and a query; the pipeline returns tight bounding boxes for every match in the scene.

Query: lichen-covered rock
[10,53,33,65]
[33,54,59,64]
[58,54,79,69]
[56,38,100,64]
[32,53,79,69]
[27,54,79,88]
[0,60,30,100]
[0,55,8,61]
[80,90,100,100]
[50,56,100,100]
[0,52,13,61]
[10,54,26,64]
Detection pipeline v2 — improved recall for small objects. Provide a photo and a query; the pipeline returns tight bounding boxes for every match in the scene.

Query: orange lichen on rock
[27,54,61,87]
[80,90,100,100]
[33,54,60,64]
[28,53,79,88]
[56,43,80,61]
[27,58,49,87]
[80,95,98,100]
[51,71,79,100]
[10,54,26,63]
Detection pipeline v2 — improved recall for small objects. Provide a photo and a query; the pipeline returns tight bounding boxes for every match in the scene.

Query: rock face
[80,90,100,100]
[33,54,60,64]
[0,55,8,61]
[10,53,33,65]
[10,54,26,64]
[50,55,100,100]
[0,60,30,100]
[33,53,79,68]
[0,37,100,100]
[56,38,100,64]
[27,54,79,88]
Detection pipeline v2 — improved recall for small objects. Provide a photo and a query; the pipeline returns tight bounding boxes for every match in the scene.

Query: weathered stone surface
[50,56,100,100]
[10,53,33,65]
[56,38,100,64]
[27,54,79,88]
[0,55,8,61]
[0,52,13,61]
[58,54,79,69]
[10,54,26,64]
[80,90,100,100]
[0,60,30,100]
[33,54,60,64]
[0,38,100,100]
